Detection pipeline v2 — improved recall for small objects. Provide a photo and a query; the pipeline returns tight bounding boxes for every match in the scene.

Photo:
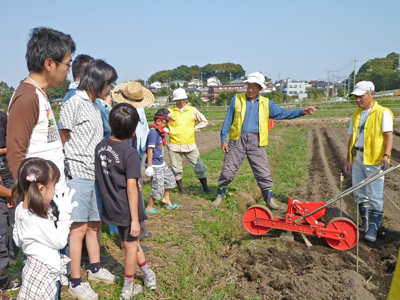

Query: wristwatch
[383,154,391,158]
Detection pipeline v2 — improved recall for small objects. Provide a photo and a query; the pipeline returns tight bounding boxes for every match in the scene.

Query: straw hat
[112,81,154,108]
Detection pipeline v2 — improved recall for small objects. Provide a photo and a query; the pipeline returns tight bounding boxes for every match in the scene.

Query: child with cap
[95,103,156,299]
[145,108,181,213]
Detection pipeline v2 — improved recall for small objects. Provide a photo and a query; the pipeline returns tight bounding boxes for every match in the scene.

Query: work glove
[54,187,79,222]
[163,127,169,134]
[145,166,154,177]
[381,159,390,171]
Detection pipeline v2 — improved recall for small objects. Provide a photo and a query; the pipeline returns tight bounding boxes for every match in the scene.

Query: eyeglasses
[59,62,72,69]
[161,119,168,124]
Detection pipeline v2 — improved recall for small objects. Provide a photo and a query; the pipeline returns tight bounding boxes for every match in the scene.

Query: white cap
[244,72,266,89]
[172,88,188,101]
[351,81,375,96]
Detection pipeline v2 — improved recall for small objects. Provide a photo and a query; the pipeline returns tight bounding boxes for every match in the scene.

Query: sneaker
[119,284,142,300]
[68,282,98,300]
[0,280,21,291]
[144,271,156,290]
[87,268,118,284]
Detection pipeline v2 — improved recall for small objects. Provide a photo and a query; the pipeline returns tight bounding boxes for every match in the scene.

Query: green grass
[5,125,312,299]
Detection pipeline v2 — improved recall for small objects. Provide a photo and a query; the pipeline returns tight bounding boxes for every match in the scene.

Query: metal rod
[294,164,400,224]
[356,200,359,273]
[340,172,343,217]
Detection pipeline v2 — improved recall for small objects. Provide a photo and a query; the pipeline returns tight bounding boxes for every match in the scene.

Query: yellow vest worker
[168,88,213,194]
[344,81,393,243]
[212,72,319,209]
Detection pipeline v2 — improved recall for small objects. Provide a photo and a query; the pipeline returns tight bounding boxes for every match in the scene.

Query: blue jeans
[352,151,384,212]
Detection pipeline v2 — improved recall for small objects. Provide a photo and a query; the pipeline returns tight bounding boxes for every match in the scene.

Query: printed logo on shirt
[97,145,120,175]
[46,105,60,143]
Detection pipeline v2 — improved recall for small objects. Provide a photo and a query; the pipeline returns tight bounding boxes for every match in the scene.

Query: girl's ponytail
[15,158,60,218]
[26,174,47,218]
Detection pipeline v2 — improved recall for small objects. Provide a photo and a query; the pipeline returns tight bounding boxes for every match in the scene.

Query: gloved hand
[381,159,390,171]
[145,166,154,177]
[163,127,169,134]
[54,187,79,222]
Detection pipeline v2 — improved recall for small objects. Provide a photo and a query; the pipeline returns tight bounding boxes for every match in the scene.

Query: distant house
[188,79,203,88]
[229,79,244,85]
[280,78,307,99]
[207,77,221,86]
[150,81,162,89]
[171,80,186,88]
[262,83,276,94]
[198,87,209,101]
[208,84,246,102]
[312,81,328,89]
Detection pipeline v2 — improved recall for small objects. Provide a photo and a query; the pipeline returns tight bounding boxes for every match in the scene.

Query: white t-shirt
[347,109,393,147]
[13,203,71,269]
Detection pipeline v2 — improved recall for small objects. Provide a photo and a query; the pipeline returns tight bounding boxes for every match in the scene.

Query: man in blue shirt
[212,72,318,209]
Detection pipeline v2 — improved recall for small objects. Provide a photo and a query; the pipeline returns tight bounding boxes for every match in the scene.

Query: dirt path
[224,120,400,300]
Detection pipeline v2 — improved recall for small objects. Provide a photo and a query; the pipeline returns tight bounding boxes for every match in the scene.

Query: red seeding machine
[243,164,400,250]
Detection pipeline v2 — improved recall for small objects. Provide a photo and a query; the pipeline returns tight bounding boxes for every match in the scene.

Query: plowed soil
[229,118,400,300]
[93,118,400,300]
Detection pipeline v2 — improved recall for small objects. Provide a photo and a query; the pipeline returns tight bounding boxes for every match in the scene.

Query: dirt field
[232,119,400,300]
[59,119,399,300]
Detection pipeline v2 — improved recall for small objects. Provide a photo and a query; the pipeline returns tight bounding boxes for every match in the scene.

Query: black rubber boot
[211,186,227,207]
[261,188,284,210]
[364,210,383,243]
[199,177,215,193]
[176,179,187,195]
[358,200,370,233]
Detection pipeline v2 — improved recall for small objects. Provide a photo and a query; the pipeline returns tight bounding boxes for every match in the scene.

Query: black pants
[0,201,19,274]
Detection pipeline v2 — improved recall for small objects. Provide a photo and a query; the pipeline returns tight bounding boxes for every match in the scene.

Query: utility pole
[325,71,330,118]
[353,57,357,90]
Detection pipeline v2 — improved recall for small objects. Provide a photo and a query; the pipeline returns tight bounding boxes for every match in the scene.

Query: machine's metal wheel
[325,217,357,250]
[242,205,274,235]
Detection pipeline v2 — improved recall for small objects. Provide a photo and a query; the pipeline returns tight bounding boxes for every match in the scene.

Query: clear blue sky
[1,0,399,88]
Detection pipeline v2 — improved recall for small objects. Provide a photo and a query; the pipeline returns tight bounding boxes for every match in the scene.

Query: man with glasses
[8,27,75,188]
[212,72,319,209]
[5,27,75,299]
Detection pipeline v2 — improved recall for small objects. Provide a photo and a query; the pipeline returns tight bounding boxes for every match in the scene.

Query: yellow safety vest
[349,101,393,165]
[168,106,196,145]
[229,93,270,146]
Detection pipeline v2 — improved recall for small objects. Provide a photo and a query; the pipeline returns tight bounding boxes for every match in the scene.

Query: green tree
[354,52,400,91]
[170,82,176,89]
[215,91,237,106]
[0,81,15,104]
[47,81,70,100]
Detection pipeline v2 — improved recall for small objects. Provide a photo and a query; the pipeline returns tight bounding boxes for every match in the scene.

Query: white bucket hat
[172,88,188,101]
[351,81,375,96]
[244,72,266,89]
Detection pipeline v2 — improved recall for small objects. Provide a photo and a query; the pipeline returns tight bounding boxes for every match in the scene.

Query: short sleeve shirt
[95,138,147,226]
[58,90,103,180]
[347,109,393,147]
[145,129,164,165]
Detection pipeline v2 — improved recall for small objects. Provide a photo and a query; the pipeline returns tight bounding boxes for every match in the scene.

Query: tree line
[1,54,399,106]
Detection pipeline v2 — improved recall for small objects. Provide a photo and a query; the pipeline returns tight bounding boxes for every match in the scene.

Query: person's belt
[354,147,364,152]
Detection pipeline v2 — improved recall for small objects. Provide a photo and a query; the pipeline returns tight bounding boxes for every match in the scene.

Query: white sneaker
[68,282,98,300]
[144,270,157,290]
[87,268,118,284]
[119,284,142,300]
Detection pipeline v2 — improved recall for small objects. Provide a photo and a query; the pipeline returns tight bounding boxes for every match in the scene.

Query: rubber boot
[176,179,187,195]
[261,188,284,211]
[358,199,370,233]
[199,177,215,193]
[211,186,227,207]
[364,210,383,243]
